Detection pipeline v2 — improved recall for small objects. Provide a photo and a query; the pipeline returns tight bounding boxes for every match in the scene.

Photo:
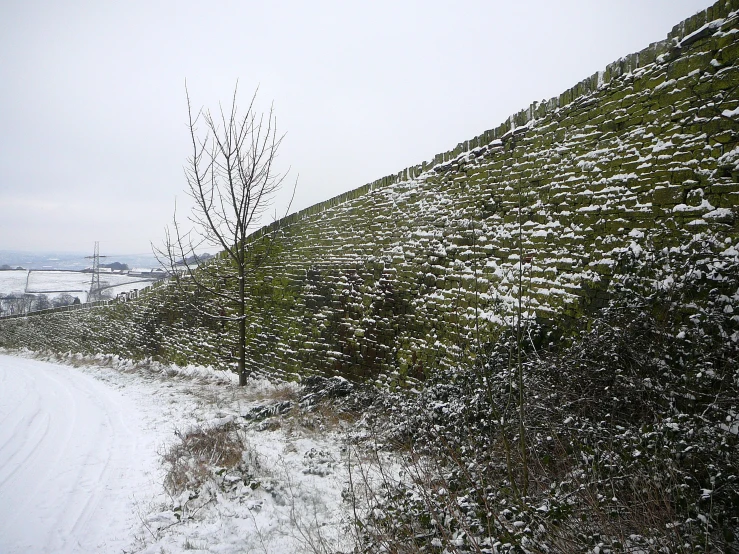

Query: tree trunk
[238,272,247,386]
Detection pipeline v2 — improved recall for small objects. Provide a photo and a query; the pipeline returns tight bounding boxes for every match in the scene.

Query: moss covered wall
[3,0,739,383]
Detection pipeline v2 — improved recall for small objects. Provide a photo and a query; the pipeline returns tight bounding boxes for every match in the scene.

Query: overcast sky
[0,0,714,256]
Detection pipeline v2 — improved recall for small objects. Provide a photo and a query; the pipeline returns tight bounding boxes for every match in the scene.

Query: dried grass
[163,421,246,495]
[242,380,302,403]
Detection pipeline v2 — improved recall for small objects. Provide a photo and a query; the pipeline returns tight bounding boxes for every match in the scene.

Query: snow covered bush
[349,239,739,553]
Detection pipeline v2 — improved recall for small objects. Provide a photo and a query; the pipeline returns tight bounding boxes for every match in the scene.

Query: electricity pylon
[85,242,108,302]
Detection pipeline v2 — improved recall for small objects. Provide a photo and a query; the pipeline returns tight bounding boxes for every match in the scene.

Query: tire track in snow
[0,355,161,553]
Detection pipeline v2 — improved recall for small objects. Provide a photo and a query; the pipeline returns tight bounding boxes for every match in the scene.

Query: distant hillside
[0,251,162,271]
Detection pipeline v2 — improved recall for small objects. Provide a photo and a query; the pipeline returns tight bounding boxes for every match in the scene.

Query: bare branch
[155,83,296,385]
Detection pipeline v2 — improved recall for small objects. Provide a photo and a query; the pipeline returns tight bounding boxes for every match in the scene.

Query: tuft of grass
[163,421,246,495]
[243,379,302,403]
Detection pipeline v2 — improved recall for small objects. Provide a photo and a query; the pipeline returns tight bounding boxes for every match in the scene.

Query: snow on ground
[0,271,29,294]
[0,270,158,302]
[0,351,355,554]
[0,354,162,553]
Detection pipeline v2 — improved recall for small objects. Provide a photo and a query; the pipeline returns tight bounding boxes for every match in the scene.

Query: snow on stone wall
[2,0,739,383]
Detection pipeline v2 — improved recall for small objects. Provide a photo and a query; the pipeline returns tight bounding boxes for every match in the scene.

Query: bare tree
[155,84,295,385]
[52,293,77,308]
[33,294,52,312]
[1,293,35,316]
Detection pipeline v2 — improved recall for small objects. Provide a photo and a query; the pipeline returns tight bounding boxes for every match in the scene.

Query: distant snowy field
[0,270,158,303]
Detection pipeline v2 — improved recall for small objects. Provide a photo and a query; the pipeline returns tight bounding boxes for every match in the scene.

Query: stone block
[717,32,737,50]
[721,192,739,206]
[653,186,684,205]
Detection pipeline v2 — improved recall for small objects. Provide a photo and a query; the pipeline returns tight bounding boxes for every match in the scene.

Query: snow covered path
[0,354,161,553]
[0,351,357,553]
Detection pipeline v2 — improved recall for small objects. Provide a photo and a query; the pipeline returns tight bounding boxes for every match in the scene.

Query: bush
[349,247,739,553]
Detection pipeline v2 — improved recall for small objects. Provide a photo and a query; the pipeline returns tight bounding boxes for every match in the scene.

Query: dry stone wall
[238,0,739,382]
[2,0,739,383]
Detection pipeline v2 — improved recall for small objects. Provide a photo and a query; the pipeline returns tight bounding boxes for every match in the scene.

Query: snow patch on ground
[0,350,354,553]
